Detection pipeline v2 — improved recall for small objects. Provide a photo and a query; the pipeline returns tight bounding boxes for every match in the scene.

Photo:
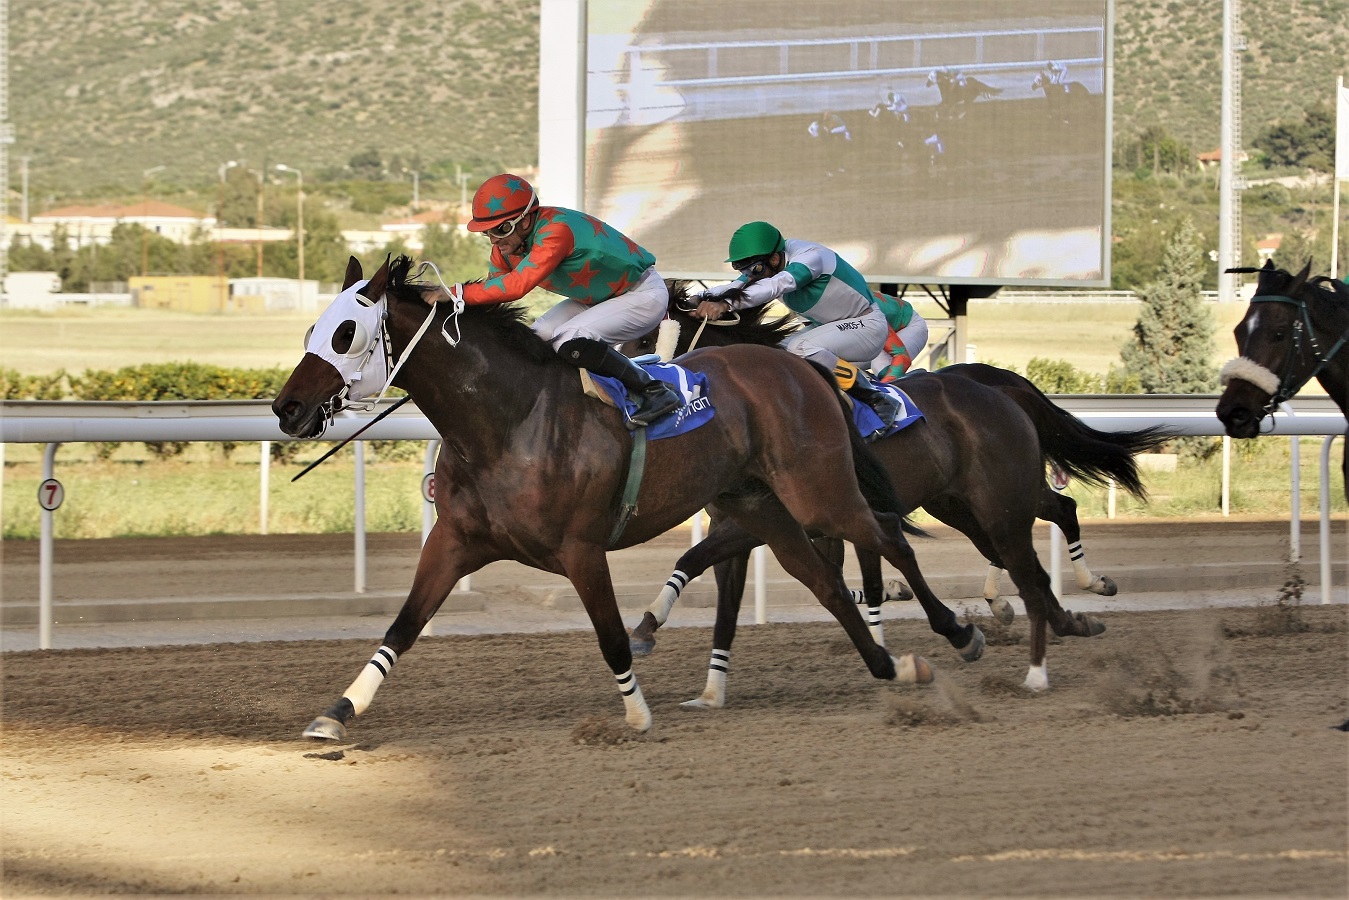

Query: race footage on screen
[583,0,1111,285]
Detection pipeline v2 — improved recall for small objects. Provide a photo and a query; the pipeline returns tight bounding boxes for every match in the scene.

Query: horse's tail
[808,360,928,538]
[999,379,1171,500]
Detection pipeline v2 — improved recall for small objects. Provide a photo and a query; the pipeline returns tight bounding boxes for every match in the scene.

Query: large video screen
[581,0,1112,285]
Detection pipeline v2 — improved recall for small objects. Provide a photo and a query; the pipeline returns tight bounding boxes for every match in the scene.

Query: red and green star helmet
[467,173,539,233]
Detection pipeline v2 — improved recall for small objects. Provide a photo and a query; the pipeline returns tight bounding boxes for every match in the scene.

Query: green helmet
[726,221,785,263]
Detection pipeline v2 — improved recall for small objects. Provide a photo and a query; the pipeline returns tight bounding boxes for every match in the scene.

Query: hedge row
[0,363,416,462]
[1,362,291,402]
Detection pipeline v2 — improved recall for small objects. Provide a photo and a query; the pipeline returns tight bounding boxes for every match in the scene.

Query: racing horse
[926,67,1003,118]
[1031,71,1092,125]
[273,256,985,740]
[626,285,1167,696]
[1216,260,1349,498]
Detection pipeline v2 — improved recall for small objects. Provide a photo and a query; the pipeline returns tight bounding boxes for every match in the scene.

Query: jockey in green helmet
[694,221,901,427]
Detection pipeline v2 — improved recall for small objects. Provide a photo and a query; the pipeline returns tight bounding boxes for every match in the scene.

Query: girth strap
[608,425,648,548]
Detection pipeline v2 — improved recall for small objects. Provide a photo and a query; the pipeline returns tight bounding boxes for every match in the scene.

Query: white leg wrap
[850,588,866,604]
[615,669,652,731]
[1023,662,1049,692]
[865,605,884,646]
[681,650,728,709]
[983,564,1003,601]
[1069,541,1096,589]
[647,570,688,626]
[344,645,397,716]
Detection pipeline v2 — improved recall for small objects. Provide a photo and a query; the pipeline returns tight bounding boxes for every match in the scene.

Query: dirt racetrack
[2,521,1347,897]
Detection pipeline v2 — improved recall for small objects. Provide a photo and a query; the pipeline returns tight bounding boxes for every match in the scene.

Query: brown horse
[273,256,983,739]
[627,285,1167,698]
[1217,260,1349,498]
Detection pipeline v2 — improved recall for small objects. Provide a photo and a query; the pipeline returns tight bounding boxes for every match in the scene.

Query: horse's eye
[332,320,358,355]
[303,324,315,349]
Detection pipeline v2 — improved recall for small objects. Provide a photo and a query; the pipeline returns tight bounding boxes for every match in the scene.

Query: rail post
[39,442,61,650]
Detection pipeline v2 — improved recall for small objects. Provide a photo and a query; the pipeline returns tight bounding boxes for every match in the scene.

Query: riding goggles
[732,256,772,280]
[485,188,537,239]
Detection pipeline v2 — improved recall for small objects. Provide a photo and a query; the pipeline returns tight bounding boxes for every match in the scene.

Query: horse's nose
[272,396,307,432]
[1217,403,1256,438]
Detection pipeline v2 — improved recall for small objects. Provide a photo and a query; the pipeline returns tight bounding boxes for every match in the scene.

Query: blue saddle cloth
[589,362,716,439]
[853,383,924,441]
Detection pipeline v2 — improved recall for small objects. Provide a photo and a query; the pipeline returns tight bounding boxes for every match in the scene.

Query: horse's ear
[364,254,392,301]
[342,256,364,291]
[1292,259,1314,293]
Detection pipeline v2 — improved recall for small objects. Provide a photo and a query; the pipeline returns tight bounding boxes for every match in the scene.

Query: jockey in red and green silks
[438,173,680,427]
[871,292,930,383]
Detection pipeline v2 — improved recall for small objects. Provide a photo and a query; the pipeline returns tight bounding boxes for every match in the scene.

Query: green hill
[11,0,1346,200]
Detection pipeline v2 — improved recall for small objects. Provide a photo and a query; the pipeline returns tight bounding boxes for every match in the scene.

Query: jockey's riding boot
[558,337,682,428]
[833,359,901,427]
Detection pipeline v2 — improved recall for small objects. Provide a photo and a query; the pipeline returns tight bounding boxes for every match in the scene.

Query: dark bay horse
[1216,260,1349,497]
[626,286,1167,698]
[273,256,983,739]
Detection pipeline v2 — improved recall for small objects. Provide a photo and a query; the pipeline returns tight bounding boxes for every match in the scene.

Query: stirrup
[628,385,681,428]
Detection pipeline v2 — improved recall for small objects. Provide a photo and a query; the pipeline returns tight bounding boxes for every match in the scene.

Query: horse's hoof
[958,625,986,662]
[303,716,347,741]
[884,579,914,602]
[1076,612,1107,636]
[629,637,656,656]
[986,596,1015,625]
[893,653,934,685]
[679,696,723,711]
[1090,576,1118,597]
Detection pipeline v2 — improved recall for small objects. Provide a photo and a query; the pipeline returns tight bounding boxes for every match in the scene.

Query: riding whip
[291,395,413,482]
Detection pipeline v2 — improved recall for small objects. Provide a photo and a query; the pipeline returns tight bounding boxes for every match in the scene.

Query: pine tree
[1121,217,1218,393]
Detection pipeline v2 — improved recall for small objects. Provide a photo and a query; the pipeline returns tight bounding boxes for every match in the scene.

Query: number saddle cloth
[584,358,923,441]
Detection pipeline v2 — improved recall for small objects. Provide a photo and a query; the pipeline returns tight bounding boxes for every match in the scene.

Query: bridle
[310,263,457,436]
[1239,290,1349,416]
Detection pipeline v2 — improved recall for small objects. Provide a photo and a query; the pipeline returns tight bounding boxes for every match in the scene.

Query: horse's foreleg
[567,546,652,731]
[850,544,887,645]
[304,522,473,741]
[682,552,750,710]
[631,516,762,655]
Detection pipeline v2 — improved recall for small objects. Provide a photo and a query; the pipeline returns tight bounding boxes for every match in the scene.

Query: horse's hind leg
[975,519,1106,691]
[304,520,480,741]
[729,503,933,686]
[1038,486,1117,596]
[631,513,759,655]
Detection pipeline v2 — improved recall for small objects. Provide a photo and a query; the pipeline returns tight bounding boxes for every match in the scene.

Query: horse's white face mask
[303,278,390,407]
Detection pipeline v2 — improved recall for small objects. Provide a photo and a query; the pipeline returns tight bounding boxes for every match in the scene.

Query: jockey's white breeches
[782,304,889,373]
[532,267,669,349]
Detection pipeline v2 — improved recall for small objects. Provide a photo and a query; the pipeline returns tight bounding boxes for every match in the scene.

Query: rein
[672,295,740,354]
[1246,291,1349,414]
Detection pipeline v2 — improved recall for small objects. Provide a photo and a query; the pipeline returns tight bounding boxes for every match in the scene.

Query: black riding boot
[559,338,683,428]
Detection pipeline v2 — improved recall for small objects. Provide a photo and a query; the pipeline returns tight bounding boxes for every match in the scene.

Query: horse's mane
[385,255,559,366]
[667,280,801,349]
